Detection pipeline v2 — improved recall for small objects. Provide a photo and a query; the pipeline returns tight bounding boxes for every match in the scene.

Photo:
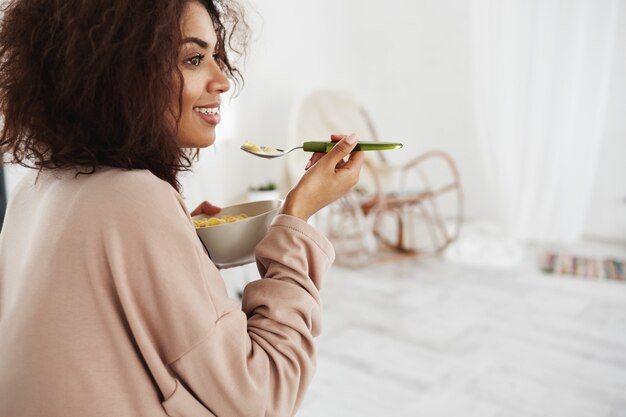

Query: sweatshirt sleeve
[168,214,335,417]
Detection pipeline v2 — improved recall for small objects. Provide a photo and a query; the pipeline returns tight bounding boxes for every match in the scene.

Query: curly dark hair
[0,0,247,191]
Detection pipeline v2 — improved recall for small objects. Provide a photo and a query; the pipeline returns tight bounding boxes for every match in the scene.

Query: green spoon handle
[302,141,403,153]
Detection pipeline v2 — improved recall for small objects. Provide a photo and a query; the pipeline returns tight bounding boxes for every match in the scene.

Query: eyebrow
[182,37,209,49]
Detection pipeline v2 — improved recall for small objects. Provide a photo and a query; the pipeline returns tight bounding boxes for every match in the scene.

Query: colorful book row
[540,252,625,281]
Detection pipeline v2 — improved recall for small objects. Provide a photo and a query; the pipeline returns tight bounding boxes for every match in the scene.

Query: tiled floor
[292,241,626,417]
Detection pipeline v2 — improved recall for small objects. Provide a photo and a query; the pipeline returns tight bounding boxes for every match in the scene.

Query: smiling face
[175,0,230,148]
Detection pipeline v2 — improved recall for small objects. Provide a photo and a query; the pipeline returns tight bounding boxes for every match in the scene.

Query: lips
[193,106,220,125]
[193,106,219,115]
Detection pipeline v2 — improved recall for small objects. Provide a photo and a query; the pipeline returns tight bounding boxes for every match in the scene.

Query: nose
[207,61,230,94]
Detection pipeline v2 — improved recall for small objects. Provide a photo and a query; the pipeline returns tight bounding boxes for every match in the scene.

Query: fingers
[342,147,365,170]
[324,133,358,166]
[289,133,364,219]
[191,201,221,216]
[335,159,348,170]
[304,133,359,171]
[305,133,347,170]
[202,201,222,215]
[305,152,323,170]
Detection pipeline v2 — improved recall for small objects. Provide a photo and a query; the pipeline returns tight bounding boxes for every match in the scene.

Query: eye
[184,53,205,67]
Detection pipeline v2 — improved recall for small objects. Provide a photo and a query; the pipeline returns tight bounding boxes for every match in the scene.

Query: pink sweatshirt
[0,167,334,417]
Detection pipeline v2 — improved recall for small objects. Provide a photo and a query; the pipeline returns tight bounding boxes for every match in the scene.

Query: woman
[0,0,363,416]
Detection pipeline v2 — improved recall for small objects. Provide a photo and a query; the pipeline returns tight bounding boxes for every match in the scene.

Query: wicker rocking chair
[284,89,464,266]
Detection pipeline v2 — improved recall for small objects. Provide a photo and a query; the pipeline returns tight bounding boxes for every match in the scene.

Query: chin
[194,138,215,148]
[177,133,216,148]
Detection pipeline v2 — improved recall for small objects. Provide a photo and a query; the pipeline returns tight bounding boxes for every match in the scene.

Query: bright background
[3,0,625,244]
[183,0,626,244]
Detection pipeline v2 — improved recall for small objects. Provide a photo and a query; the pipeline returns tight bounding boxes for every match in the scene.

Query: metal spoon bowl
[240,146,303,159]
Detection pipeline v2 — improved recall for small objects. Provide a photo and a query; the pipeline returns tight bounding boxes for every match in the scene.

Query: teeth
[193,107,219,115]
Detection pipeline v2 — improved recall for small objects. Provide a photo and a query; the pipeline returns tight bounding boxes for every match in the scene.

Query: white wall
[3,0,624,242]
[213,0,624,241]
[582,4,626,243]
[226,0,481,212]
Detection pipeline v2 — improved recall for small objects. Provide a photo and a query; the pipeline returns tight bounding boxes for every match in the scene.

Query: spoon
[241,141,403,159]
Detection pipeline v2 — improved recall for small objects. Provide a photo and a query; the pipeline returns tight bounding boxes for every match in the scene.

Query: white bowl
[193,199,282,267]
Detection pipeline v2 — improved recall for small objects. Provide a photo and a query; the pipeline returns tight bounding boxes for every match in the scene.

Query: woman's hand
[282,133,364,221]
[190,201,221,217]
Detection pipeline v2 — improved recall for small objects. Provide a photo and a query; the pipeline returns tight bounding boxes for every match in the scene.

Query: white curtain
[470,0,619,243]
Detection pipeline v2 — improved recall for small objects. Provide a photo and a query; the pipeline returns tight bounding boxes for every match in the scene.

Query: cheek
[181,76,203,110]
